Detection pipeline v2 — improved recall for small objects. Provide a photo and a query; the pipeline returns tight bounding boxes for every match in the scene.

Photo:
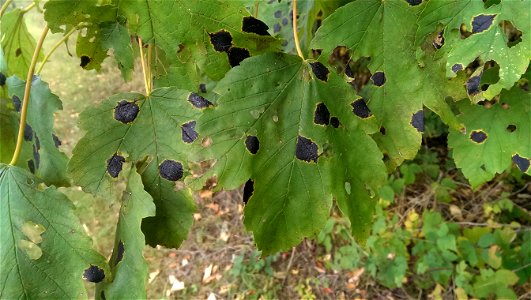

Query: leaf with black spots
[449,86,531,187]
[107,154,125,178]
[0,72,6,86]
[193,53,386,254]
[371,72,386,87]
[114,100,140,123]
[411,110,424,132]
[472,14,496,34]
[309,62,329,82]
[0,164,107,298]
[12,95,21,112]
[351,99,372,119]
[96,166,155,299]
[242,16,271,36]
[83,265,105,283]
[227,47,251,67]
[182,121,199,143]
[69,88,198,248]
[209,30,233,52]
[188,93,213,109]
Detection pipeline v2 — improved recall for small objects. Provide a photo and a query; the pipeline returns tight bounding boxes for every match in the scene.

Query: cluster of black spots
[52,133,62,147]
[452,64,464,73]
[512,154,530,172]
[470,130,487,143]
[380,126,387,135]
[188,92,213,108]
[199,83,207,93]
[433,31,445,49]
[245,135,260,154]
[27,160,35,174]
[33,144,40,169]
[243,179,254,204]
[12,95,21,112]
[209,30,233,52]
[371,71,386,87]
[411,110,424,132]
[114,100,140,124]
[0,72,6,86]
[182,121,198,143]
[242,16,271,36]
[472,14,496,34]
[330,117,340,128]
[159,160,183,181]
[24,123,33,141]
[351,99,372,118]
[80,55,91,68]
[107,154,125,178]
[114,240,124,265]
[314,103,330,125]
[83,265,105,283]
[406,0,422,5]
[296,136,318,163]
[227,47,251,67]
[309,62,329,82]
[466,73,482,96]
[506,124,516,132]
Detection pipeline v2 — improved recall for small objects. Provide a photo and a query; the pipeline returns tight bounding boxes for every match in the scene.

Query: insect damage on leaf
[512,154,530,172]
[351,99,372,118]
[12,95,21,112]
[243,179,254,204]
[107,154,125,178]
[227,47,251,67]
[24,123,33,141]
[188,93,213,108]
[330,117,340,128]
[242,16,270,36]
[371,71,386,87]
[314,103,330,125]
[296,136,318,163]
[411,110,424,132]
[245,135,260,154]
[433,31,445,49]
[0,72,6,86]
[182,121,198,143]
[466,73,482,96]
[80,55,91,68]
[52,133,61,147]
[209,30,233,52]
[452,64,463,73]
[405,0,422,5]
[159,160,184,181]
[472,14,496,34]
[470,130,487,143]
[309,62,329,82]
[83,265,105,283]
[114,100,140,123]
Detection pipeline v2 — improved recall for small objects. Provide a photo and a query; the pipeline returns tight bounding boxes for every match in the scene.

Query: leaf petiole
[292,0,304,60]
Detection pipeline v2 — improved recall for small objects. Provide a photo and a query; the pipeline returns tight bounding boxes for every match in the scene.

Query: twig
[292,0,304,60]
[10,25,49,166]
[137,37,151,95]
[282,247,297,287]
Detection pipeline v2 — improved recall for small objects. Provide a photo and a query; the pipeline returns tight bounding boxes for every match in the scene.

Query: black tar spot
[411,110,424,132]
[470,130,487,143]
[452,64,463,73]
[27,160,35,174]
[406,0,422,5]
[309,62,329,82]
[182,121,198,143]
[80,55,91,68]
[35,135,40,150]
[245,135,260,154]
[12,96,21,112]
[199,83,207,93]
[52,134,61,147]
[296,136,318,163]
[243,179,254,204]
[0,72,5,86]
[114,100,139,124]
[330,117,340,128]
[209,30,233,52]
[512,154,530,172]
[33,144,40,169]
[188,93,213,109]
[472,14,496,34]
[24,123,33,141]
[115,240,124,265]
[314,103,330,125]
[282,18,289,26]
[380,126,386,135]
[242,16,270,36]
[159,160,183,181]
[83,265,105,283]
[107,154,125,178]
[274,10,282,18]
[506,124,516,132]
[351,99,372,118]
[466,74,482,95]
[15,48,21,57]
[371,71,386,86]
[227,47,251,67]
[274,23,281,33]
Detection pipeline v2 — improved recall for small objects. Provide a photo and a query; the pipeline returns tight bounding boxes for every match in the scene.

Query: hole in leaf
[245,135,260,154]
[296,136,318,163]
[83,265,105,283]
[182,121,198,143]
[314,103,330,125]
[501,21,522,47]
[351,99,372,118]
[243,179,254,204]
[107,154,125,178]
[433,31,445,49]
[209,30,233,52]
[242,16,270,36]
[159,160,183,181]
[114,100,139,123]
[470,130,487,143]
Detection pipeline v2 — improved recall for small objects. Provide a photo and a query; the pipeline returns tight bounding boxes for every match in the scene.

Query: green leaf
[311,0,466,167]
[0,164,107,299]
[472,269,518,299]
[448,86,530,188]
[6,76,69,186]
[417,0,531,99]
[96,166,155,299]
[0,8,43,79]
[193,52,386,255]
[100,22,135,80]
[68,87,198,248]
